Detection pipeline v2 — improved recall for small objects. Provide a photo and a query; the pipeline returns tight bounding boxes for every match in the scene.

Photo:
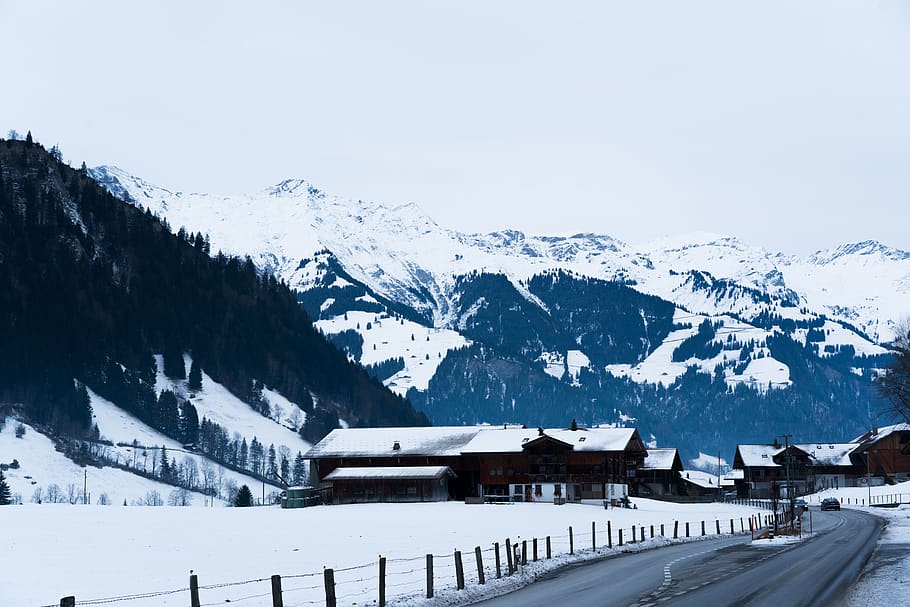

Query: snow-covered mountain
[91,166,909,344]
[88,166,906,455]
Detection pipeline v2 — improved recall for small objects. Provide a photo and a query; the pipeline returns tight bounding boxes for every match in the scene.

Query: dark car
[820,497,841,511]
[794,498,808,510]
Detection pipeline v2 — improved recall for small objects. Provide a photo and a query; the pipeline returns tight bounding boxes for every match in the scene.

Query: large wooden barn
[305,423,648,504]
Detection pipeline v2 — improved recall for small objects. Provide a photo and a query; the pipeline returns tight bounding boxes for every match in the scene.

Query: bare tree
[97,492,110,505]
[878,319,910,423]
[142,490,163,506]
[46,484,63,503]
[168,487,194,506]
[31,487,43,504]
[200,459,215,495]
[183,456,199,488]
[6,129,20,140]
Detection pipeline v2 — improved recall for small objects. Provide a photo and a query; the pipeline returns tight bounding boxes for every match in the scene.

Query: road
[477,508,882,607]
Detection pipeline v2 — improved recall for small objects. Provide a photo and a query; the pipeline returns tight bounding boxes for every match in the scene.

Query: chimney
[872,426,878,436]
[570,419,578,431]
[772,438,780,449]
[392,441,400,451]
[538,427,544,436]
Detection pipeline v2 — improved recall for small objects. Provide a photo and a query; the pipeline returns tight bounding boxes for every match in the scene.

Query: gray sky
[3,1,909,254]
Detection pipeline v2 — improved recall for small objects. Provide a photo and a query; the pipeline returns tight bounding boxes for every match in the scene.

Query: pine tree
[267,444,277,479]
[163,345,186,380]
[159,446,170,480]
[292,452,307,486]
[188,359,203,392]
[234,484,253,507]
[0,470,11,505]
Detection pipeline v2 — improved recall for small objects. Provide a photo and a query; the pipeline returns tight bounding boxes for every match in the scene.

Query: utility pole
[783,434,793,530]
[866,448,872,506]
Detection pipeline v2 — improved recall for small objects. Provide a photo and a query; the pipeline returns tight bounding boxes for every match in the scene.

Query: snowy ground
[3,485,907,606]
[3,498,768,607]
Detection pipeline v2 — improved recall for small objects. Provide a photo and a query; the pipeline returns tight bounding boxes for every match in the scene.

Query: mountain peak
[809,240,910,265]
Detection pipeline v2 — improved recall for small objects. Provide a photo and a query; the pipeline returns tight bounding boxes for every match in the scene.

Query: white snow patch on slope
[0,416,217,507]
[153,355,311,456]
[315,311,470,395]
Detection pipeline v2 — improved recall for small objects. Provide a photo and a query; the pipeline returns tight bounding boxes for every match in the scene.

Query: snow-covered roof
[852,423,910,446]
[679,470,722,489]
[724,469,744,481]
[460,427,638,454]
[307,425,640,458]
[305,426,485,458]
[736,445,783,468]
[324,466,455,480]
[796,443,856,467]
[642,448,679,470]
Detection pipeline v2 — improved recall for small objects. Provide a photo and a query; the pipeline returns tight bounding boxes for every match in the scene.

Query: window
[554,484,562,497]
[535,485,543,497]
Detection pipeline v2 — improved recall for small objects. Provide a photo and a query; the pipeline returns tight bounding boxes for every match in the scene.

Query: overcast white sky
[3,1,908,254]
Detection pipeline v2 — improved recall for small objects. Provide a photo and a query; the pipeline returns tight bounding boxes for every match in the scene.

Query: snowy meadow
[5,499,767,607]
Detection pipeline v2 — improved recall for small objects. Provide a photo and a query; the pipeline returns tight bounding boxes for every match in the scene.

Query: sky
[2,1,909,255]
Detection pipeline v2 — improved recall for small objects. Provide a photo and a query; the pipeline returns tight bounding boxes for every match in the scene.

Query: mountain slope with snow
[86,165,902,456]
[92,166,909,344]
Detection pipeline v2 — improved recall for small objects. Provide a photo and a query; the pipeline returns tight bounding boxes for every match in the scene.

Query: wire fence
[45,503,780,607]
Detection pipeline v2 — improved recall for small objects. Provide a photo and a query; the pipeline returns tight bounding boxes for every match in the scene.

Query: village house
[639,448,683,497]
[305,422,648,504]
[852,423,910,485]
[730,429,910,498]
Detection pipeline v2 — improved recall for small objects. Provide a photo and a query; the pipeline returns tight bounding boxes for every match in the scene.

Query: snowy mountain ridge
[91,165,910,344]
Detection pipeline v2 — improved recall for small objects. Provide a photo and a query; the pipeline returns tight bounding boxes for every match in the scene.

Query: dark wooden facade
[307,426,648,503]
[854,425,910,483]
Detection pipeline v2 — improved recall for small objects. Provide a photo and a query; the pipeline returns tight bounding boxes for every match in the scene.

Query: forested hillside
[0,137,427,443]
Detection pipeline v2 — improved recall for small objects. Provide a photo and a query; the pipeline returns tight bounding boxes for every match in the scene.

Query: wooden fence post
[631,525,636,544]
[324,569,336,607]
[640,526,645,542]
[378,557,386,607]
[607,521,613,548]
[522,540,527,566]
[618,528,623,546]
[426,554,434,598]
[506,538,514,574]
[701,521,706,536]
[546,536,552,559]
[592,521,597,550]
[60,598,75,607]
[685,522,690,538]
[494,543,501,578]
[730,519,734,534]
[455,550,465,590]
[716,520,720,535]
[272,574,284,607]
[569,526,574,554]
[650,525,654,539]
[533,537,538,561]
[190,573,201,607]
[660,523,664,537]
[475,546,485,585]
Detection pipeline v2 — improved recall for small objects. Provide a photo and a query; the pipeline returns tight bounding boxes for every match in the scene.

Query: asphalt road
[477,508,882,607]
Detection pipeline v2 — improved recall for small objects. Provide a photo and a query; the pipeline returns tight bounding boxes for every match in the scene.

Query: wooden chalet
[639,448,683,496]
[852,424,910,485]
[324,466,455,504]
[305,423,648,504]
[732,441,861,498]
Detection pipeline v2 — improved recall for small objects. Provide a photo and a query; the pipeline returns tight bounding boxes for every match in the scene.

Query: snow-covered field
[3,498,767,607]
[3,482,908,606]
